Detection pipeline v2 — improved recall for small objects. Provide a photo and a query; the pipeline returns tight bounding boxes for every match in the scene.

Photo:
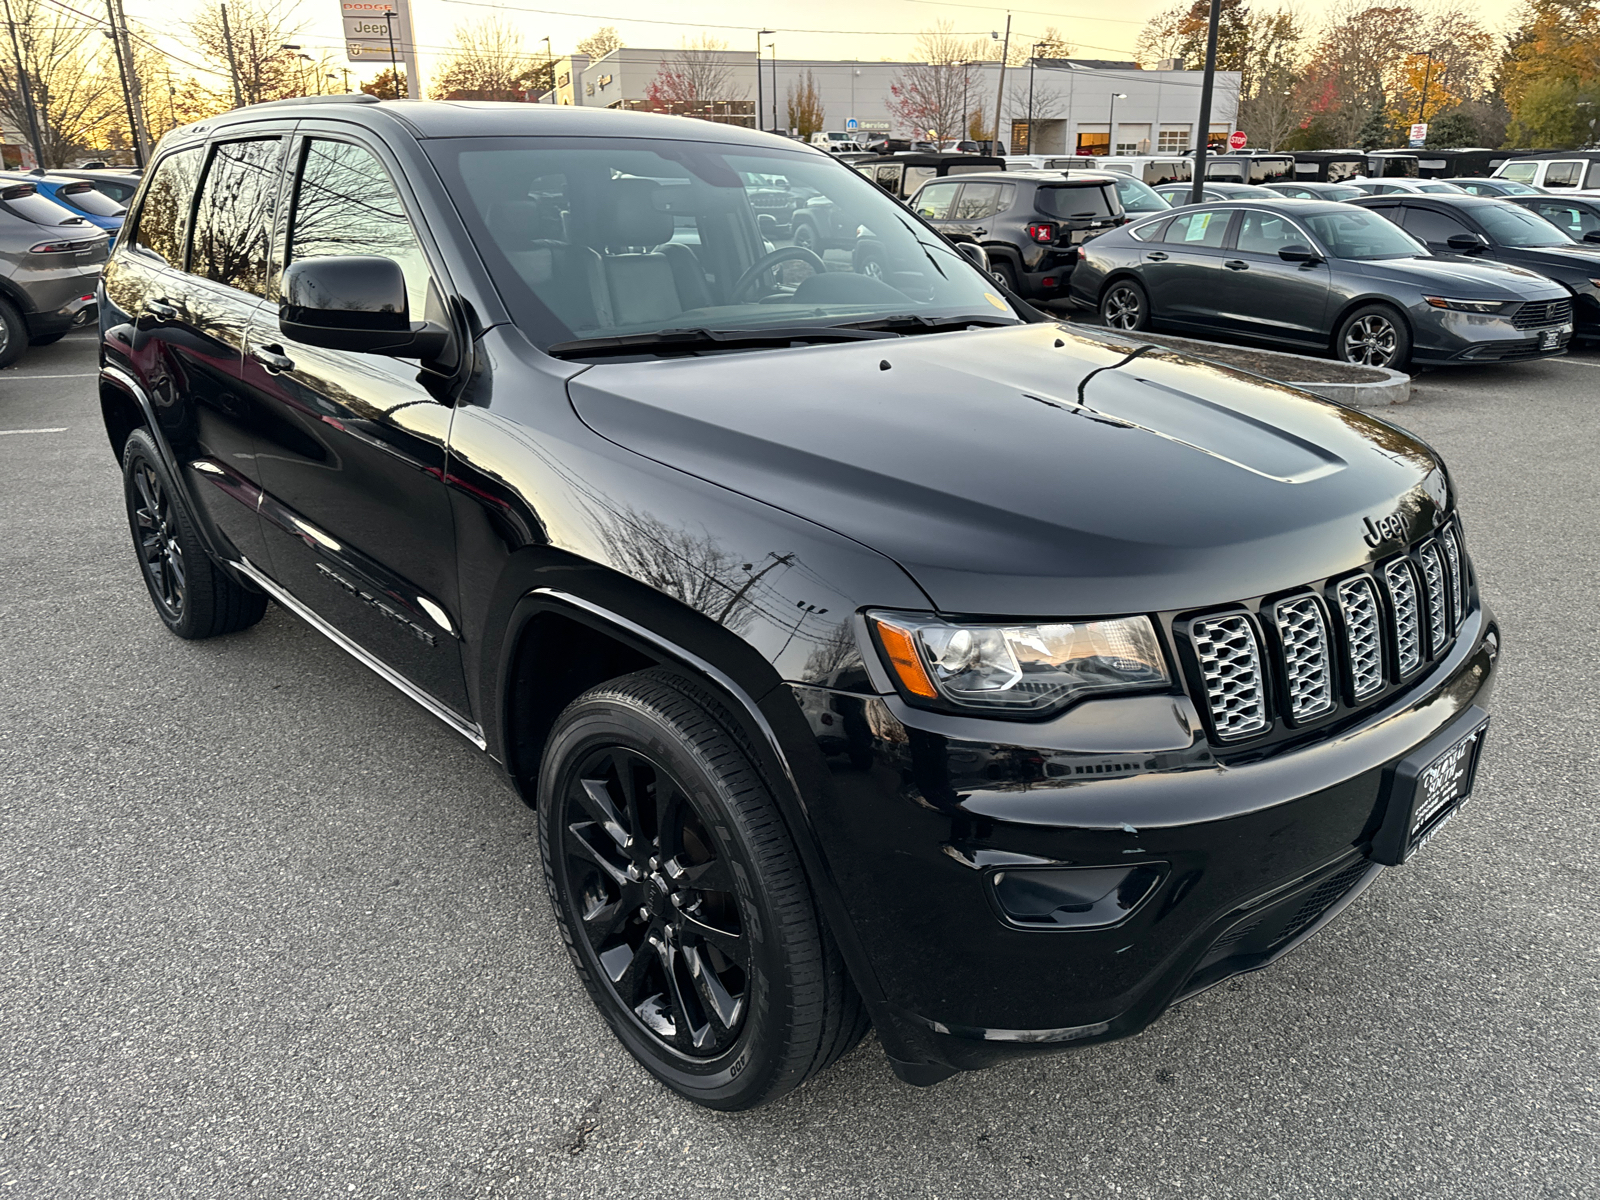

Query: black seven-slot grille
[1180,521,1472,746]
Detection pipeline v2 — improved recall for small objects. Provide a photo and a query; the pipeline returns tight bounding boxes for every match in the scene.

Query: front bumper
[1410,304,1573,364]
[789,604,1499,1082]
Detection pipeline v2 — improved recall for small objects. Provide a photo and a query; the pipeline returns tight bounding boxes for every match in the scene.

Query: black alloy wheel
[561,743,751,1058]
[1336,303,1411,369]
[120,428,269,639]
[1101,278,1150,331]
[539,670,868,1109]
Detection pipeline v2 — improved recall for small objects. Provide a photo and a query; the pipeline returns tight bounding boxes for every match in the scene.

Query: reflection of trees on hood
[591,505,759,634]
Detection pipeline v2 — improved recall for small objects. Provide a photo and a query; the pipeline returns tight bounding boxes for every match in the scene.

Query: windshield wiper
[840,313,1019,334]
[546,325,898,358]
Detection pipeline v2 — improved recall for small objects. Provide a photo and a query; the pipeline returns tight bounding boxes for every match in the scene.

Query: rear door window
[1543,161,1582,189]
[130,146,205,268]
[189,138,284,297]
[1162,208,1231,247]
[952,182,1006,219]
[913,182,960,220]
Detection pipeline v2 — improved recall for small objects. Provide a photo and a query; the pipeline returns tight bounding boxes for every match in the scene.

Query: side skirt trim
[232,557,487,750]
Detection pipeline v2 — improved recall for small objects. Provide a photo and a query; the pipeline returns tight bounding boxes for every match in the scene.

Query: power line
[428,0,997,38]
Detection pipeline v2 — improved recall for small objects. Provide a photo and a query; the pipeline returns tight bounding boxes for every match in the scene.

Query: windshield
[1036,184,1116,217]
[424,137,1019,349]
[1304,209,1427,259]
[56,182,126,217]
[1493,180,1538,194]
[1474,203,1574,247]
[1111,174,1169,212]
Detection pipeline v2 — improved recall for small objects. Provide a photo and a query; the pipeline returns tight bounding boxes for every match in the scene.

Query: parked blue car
[0,171,126,245]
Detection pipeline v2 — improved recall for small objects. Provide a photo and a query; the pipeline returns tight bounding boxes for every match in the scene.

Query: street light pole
[1107,91,1127,156]
[768,42,777,134]
[1027,43,1041,154]
[756,29,773,132]
[1189,0,1223,206]
[991,14,1010,156]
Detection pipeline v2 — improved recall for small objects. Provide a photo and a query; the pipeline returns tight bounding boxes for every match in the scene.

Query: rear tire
[0,297,26,368]
[121,428,268,639]
[1335,303,1411,369]
[538,669,868,1110]
[1100,277,1151,331]
[990,259,1019,295]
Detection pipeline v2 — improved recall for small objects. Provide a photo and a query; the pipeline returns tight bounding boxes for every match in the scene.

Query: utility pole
[219,3,245,108]
[757,29,774,133]
[769,42,778,133]
[1188,0,1222,206]
[2,0,46,169]
[991,13,1010,156]
[105,0,144,167]
[111,0,150,163]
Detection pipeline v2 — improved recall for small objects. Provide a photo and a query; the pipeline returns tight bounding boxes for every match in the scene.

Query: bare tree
[429,16,545,100]
[888,23,988,141]
[576,26,624,60]
[646,34,744,110]
[0,0,122,166]
[189,0,305,107]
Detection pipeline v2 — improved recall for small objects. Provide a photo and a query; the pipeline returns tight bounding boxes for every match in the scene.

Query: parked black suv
[100,98,1499,1111]
[908,169,1126,297]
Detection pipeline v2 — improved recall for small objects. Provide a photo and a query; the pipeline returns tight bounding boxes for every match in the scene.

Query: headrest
[486,200,565,248]
[590,178,673,250]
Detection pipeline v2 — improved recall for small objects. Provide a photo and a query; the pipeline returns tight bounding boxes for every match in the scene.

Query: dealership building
[538,49,1239,156]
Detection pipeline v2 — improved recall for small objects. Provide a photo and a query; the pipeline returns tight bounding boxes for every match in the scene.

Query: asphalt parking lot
[2,330,1596,1198]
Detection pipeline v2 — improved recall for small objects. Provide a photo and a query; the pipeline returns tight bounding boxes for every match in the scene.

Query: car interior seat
[576,178,714,327]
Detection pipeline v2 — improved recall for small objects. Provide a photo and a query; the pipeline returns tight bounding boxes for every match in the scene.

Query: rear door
[1142,206,1238,327]
[243,130,469,717]
[944,181,1011,239]
[1213,208,1330,345]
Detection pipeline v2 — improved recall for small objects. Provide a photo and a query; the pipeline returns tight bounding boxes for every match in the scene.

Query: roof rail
[247,93,381,110]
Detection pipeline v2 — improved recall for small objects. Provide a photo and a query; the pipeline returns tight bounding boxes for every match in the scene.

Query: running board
[230,558,487,750]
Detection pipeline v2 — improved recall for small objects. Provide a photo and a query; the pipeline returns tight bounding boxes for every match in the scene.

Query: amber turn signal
[872,618,938,698]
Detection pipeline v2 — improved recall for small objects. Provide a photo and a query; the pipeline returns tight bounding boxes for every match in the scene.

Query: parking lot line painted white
[1547,358,1600,368]
[0,372,99,379]
[0,427,69,436]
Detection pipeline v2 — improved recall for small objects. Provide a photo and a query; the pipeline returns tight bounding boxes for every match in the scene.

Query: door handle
[251,343,295,374]
[1224,259,1249,270]
[1146,251,1169,261]
[148,299,179,320]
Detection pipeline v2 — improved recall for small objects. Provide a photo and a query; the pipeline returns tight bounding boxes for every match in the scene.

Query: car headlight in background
[1422,296,1512,313]
[868,611,1169,715]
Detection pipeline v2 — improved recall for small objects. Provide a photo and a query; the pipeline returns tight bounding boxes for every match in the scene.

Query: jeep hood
[567,324,1451,615]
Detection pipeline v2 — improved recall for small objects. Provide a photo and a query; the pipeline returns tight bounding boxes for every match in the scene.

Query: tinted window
[1162,208,1230,247]
[131,147,204,267]
[57,183,125,217]
[190,139,283,296]
[1249,157,1294,183]
[288,139,432,317]
[94,181,138,203]
[1401,205,1472,244]
[1532,202,1600,238]
[1543,161,1581,188]
[1036,184,1115,218]
[1497,180,1539,195]
[1473,202,1573,247]
[914,182,960,219]
[1304,208,1424,259]
[1235,210,1307,254]
[953,182,1005,219]
[0,186,86,227]
[1128,216,1172,241]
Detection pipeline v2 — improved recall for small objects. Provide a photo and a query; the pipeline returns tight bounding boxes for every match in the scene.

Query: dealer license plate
[1541,323,1573,349]
[1407,721,1488,859]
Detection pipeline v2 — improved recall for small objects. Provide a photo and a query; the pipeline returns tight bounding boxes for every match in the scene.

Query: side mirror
[1446,232,1488,253]
[1278,243,1322,263]
[279,256,450,359]
[1583,230,1600,244]
[953,240,991,273]
[757,212,779,239]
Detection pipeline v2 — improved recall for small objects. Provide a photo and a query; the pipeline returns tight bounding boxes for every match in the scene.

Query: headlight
[1422,296,1511,313]
[867,611,1170,715]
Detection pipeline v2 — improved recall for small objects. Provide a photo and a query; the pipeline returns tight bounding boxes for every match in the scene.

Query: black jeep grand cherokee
[98,98,1498,1111]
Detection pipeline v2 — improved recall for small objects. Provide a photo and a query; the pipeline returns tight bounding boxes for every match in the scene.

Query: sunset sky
[113,0,1531,92]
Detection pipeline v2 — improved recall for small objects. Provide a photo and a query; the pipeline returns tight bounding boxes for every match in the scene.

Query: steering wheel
[731,246,828,301]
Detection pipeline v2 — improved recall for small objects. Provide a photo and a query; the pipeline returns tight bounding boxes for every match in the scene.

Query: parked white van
[1493,152,1600,190]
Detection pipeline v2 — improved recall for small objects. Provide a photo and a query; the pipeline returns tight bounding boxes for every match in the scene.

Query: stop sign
[1227,130,1248,151]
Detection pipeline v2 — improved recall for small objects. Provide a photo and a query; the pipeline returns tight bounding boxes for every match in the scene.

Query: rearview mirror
[279,256,450,359]
[1446,232,1488,252]
[953,240,992,274]
[1278,243,1321,263]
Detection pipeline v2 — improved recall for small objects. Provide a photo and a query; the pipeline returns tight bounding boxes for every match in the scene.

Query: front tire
[538,669,867,1110]
[1100,278,1151,331]
[121,428,268,639]
[1335,303,1411,369]
[792,220,817,252]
